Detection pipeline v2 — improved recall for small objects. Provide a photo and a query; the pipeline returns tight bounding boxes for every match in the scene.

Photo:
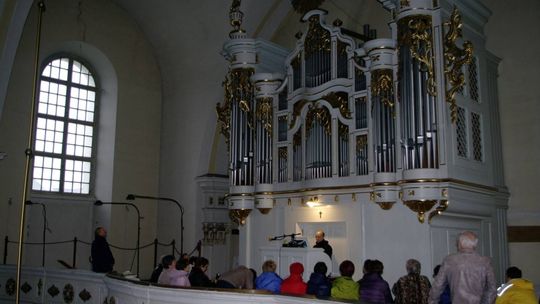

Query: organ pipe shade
[397,15,439,169]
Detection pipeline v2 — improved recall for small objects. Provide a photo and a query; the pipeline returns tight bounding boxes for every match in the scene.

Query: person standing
[428,231,497,304]
[313,230,333,258]
[496,266,537,304]
[392,259,431,304]
[91,227,115,273]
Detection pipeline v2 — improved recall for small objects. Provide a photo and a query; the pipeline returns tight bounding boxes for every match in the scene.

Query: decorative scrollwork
[305,15,331,55]
[5,278,16,296]
[79,288,92,302]
[356,135,367,152]
[398,15,437,96]
[305,106,331,136]
[255,97,273,136]
[229,209,252,226]
[278,147,287,159]
[403,200,437,223]
[323,92,351,119]
[63,283,74,303]
[48,284,60,298]
[216,68,255,148]
[21,282,32,294]
[444,7,473,123]
[428,200,449,223]
[371,69,395,111]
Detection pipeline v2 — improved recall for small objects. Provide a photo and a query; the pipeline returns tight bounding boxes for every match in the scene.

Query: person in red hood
[280,262,307,295]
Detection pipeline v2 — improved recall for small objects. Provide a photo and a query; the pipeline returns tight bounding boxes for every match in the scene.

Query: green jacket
[331,276,359,301]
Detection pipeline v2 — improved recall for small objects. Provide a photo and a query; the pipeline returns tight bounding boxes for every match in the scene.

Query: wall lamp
[25,200,50,267]
[126,194,184,255]
[94,200,141,278]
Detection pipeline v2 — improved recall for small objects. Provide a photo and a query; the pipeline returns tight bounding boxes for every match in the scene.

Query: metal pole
[72,237,78,269]
[16,2,45,303]
[153,238,158,269]
[3,236,7,265]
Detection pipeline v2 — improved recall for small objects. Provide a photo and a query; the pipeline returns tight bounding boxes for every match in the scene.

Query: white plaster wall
[483,0,540,287]
[0,0,162,278]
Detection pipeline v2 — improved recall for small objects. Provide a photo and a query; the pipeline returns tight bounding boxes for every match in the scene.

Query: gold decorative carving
[290,99,310,128]
[400,0,410,7]
[216,68,255,147]
[352,193,356,201]
[444,7,473,123]
[441,188,448,197]
[377,202,395,210]
[408,190,415,196]
[403,200,437,223]
[306,106,332,135]
[371,69,395,113]
[293,130,302,147]
[398,15,437,96]
[356,135,367,152]
[257,208,272,214]
[291,0,325,14]
[305,15,331,55]
[428,200,449,223]
[229,209,252,225]
[323,92,351,119]
[334,195,339,202]
[278,147,288,159]
[338,122,349,140]
[256,97,273,136]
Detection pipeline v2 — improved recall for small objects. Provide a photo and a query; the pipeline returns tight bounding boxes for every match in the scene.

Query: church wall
[483,0,540,288]
[0,0,162,278]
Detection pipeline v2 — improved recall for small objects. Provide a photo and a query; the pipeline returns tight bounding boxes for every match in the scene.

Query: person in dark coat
[307,261,331,298]
[313,230,333,258]
[91,227,115,273]
[188,257,216,287]
[358,259,394,303]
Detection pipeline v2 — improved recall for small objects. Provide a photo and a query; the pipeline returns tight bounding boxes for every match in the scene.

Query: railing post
[153,238,158,269]
[72,237,78,269]
[3,236,8,264]
[171,239,176,256]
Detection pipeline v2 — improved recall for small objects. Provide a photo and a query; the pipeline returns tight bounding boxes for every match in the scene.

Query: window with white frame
[31,57,97,195]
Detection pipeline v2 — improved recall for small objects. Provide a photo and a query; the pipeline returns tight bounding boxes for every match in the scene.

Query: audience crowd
[145,231,537,303]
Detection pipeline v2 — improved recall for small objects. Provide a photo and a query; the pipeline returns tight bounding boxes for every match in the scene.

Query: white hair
[458,231,478,251]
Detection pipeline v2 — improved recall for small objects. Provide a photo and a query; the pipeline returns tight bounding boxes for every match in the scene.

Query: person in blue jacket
[255,260,282,293]
[307,261,331,298]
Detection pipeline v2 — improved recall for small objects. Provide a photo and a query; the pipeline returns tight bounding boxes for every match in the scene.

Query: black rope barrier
[2,235,186,271]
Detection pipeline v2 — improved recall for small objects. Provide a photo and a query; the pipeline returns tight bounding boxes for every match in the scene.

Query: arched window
[31,57,98,195]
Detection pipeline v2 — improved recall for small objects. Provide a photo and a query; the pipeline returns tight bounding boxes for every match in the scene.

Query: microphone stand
[126,194,184,255]
[25,201,49,267]
[94,200,141,278]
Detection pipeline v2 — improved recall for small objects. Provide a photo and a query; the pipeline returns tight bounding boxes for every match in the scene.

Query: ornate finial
[229,0,246,38]
[291,0,325,14]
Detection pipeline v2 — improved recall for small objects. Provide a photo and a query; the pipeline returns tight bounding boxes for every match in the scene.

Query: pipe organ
[217,0,505,226]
